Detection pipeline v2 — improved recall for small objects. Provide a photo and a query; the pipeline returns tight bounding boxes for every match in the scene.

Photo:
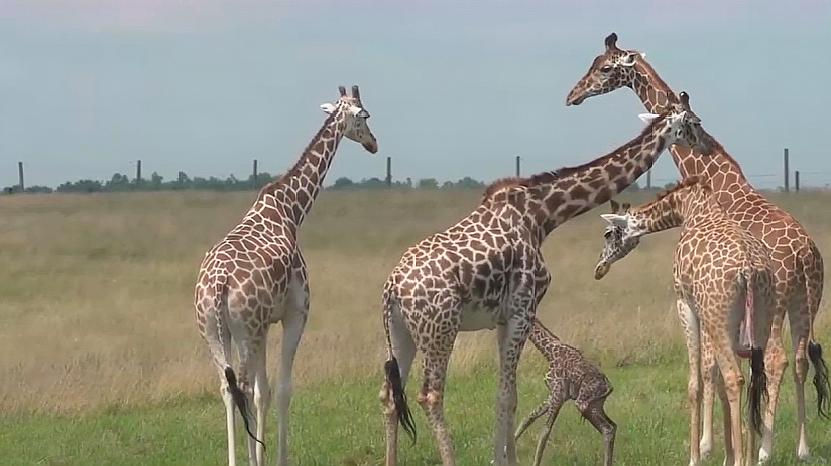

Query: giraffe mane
[255,105,341,199]
[654,176,710,202]
[481,115,667,202]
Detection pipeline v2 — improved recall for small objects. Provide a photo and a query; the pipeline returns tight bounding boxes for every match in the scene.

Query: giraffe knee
[417,389,441,409]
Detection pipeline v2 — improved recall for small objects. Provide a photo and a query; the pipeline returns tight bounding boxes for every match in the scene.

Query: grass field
[0,189,829,465]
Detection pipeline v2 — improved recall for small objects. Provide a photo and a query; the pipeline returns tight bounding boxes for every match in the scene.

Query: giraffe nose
[594,262,610,280]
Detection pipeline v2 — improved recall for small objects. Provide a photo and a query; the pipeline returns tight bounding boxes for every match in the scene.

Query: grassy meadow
[0,189,829,465]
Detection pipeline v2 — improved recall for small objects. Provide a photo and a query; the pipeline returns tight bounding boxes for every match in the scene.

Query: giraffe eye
[600,65,612,73]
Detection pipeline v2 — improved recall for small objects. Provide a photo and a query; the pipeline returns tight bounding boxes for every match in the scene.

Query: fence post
[795,170,800,192]
[515,156,520,177]
[135,160,142,183]
[18,161,24,191]
[646,169,651,190]
[386,156,392,187]
[783,148,790,192]
[253,159,258,188]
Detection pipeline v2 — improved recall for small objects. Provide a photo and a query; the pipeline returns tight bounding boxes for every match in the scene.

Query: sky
[1,0,830,189]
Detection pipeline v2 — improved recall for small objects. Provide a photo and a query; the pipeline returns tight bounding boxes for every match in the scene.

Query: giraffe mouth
[566,93,586,106]
[594,262,610,280]
[363,140,378,154]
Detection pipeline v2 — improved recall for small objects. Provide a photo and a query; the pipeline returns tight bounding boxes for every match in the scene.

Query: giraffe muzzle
[594,262,610,280]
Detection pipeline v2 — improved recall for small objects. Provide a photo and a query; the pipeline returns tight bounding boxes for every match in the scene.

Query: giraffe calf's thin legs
[514,396,553,441]
[581,398,616,466]
[529,403,561,466]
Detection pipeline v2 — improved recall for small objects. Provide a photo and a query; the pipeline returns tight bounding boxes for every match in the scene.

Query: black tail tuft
[224,367,266,449]
[747,347,768,435]
[808,342,831,419]
[385,357,417,445]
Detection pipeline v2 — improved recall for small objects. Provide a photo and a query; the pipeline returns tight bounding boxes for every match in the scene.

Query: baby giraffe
[595,177,774,466]
[515,319,615,466]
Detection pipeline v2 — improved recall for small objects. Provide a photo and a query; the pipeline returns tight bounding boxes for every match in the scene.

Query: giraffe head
[566,32,644,106]
[593,199,638,280]
[320,85,378,154]
[641,91,712,155]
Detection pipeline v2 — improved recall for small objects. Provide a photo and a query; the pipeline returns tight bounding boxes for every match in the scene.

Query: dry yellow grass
[0,189,828,413]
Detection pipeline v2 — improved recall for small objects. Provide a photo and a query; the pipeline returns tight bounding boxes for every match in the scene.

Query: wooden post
[784,148,790,192]
[795,170,800,192]
[18,161,24,192]
[515,156,520,177]
[646,169,652,190]
[253,159,258,187]
[385,156,392,187]
[136,160,142,183]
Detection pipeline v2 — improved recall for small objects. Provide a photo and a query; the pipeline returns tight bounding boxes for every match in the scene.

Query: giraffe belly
[459,304,498,331]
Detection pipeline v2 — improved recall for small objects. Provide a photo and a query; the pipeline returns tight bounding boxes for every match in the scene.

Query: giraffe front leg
[494,312,531,466]
[532,402,562,466]
[515,394,554,441]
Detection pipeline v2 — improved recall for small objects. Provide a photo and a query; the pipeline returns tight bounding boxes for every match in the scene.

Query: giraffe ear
[320,103,337,114]
[609,199,620,213]
[600,213,628,228]
[619,51,639,67]
[638,112,661,123]
[621,202,631,212]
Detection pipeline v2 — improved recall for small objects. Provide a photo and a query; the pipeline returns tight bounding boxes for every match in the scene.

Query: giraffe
[514,319,615,466]
[194,85,377,466]
[597,177,775,466]
[378,92,712,466]
[566,33,830,463]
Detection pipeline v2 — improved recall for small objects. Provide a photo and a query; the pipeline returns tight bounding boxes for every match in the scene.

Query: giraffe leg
[677,299,703,466]
[253,344,270,466]
[381,309,417,466]
[531,401,562,466]
[221,376,238,466]
[710,326,745,466]
[494,313,531,466]
[715,373,734,466]
[759,304,787,464]
[514,394,553,441]
[788,307,812,461]
[581,398,616,466]
[700,331,717,460]
[274,308,306,466]
[418,342,457,466]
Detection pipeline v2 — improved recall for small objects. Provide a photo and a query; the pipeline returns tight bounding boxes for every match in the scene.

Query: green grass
[3,357,830,466]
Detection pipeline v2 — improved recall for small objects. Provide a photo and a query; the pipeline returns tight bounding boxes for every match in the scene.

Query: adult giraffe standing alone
[195,86,377,466]
[566,33,829,463]
[379,94,712,466]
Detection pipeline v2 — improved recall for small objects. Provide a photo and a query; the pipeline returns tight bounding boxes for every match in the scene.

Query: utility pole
[18,162,24,191]
[385,156,392,187]
[515,156,520,177]
[783,148,790,192]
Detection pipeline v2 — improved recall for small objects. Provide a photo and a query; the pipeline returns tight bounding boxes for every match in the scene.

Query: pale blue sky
[1,0,830,189]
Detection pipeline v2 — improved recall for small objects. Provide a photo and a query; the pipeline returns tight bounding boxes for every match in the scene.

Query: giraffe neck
[627,60,752,195]
[490,116,673,240]
[529,320,561,356]
[631,183,722,236]
[255,107,346,229]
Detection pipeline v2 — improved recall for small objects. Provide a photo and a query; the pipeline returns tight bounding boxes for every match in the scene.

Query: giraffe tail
[382,293,417,445]
[804,245,830,419]
[212,277,265,449]
[744,272,767,435]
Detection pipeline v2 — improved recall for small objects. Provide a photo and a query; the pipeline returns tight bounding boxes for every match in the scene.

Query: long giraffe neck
[255,105,347,229]
[529,320,560,357]
[631,181,722,236]
[487,115,674,240]
[628,60,752,195]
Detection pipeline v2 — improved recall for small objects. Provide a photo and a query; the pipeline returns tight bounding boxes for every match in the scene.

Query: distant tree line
[3,172,647,194]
